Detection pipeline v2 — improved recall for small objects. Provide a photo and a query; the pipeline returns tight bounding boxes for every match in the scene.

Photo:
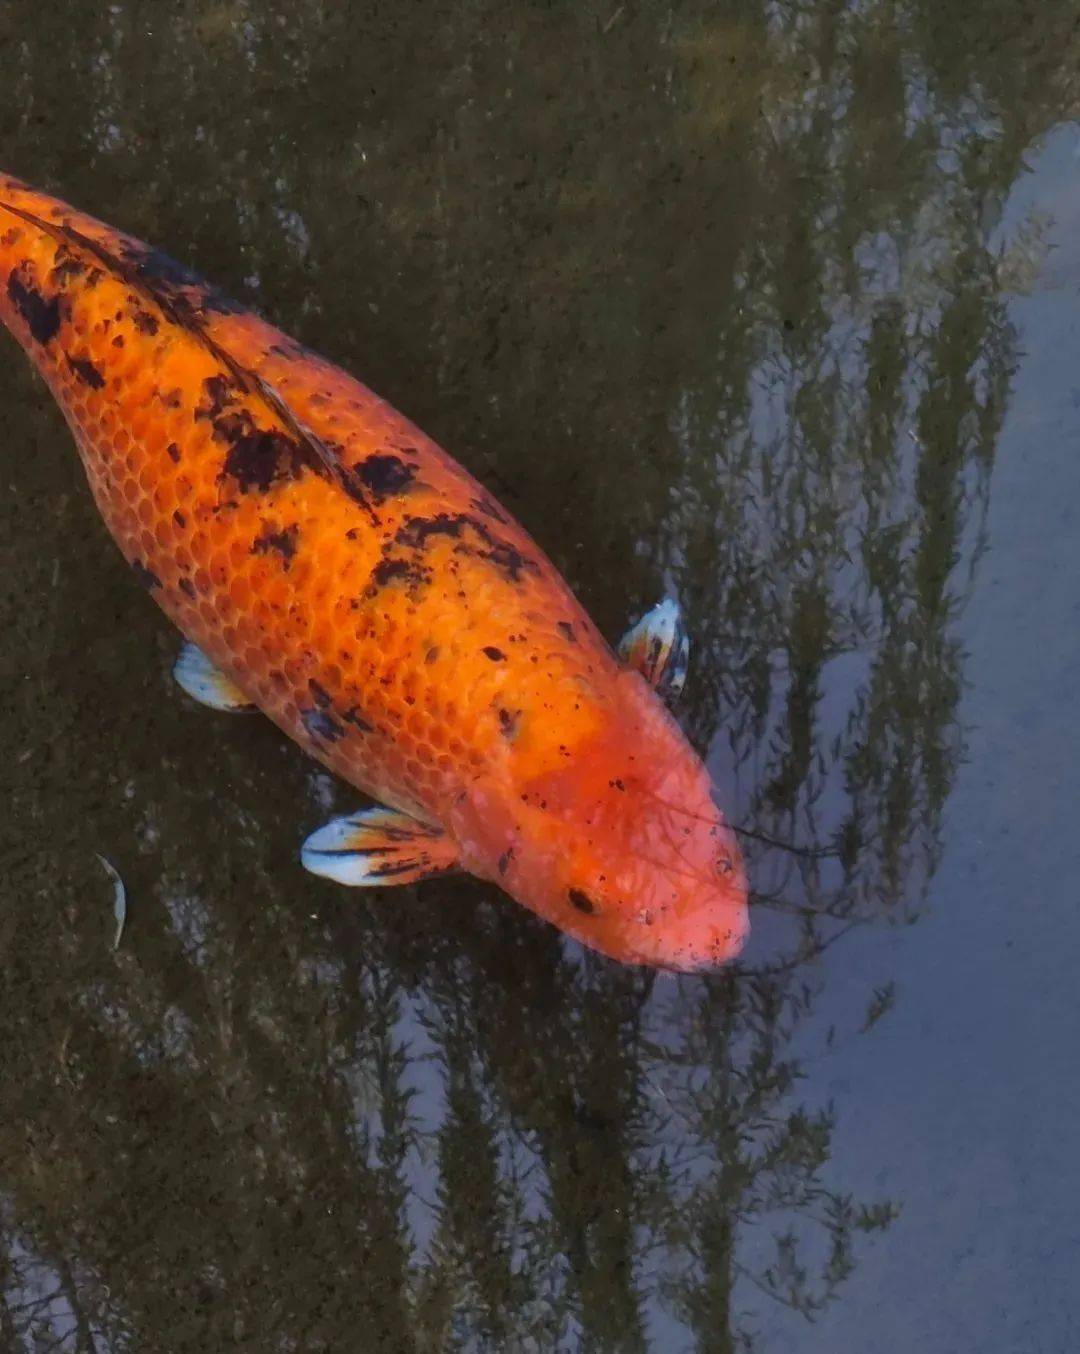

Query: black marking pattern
[343,706,374,733]
[362,511,539,602]
[365,557,431,597]
[67,354,105,389]
[7,265,61,344]
[131,559,162,590]
[355,453,418,500]
[251,522,299,567]
[214,411,314,495]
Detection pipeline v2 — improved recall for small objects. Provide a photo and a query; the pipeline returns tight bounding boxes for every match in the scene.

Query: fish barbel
[0,171,748,971]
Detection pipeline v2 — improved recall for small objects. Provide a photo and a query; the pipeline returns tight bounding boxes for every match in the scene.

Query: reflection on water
[0,1,1075,1349]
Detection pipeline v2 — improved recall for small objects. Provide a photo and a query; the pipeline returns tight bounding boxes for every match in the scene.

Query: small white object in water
[96,854,127,950]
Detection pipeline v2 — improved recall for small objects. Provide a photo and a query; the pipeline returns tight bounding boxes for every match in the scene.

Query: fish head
[450,669,749,971]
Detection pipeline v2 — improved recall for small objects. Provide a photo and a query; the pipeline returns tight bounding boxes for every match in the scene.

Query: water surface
[1,3,1078,1350]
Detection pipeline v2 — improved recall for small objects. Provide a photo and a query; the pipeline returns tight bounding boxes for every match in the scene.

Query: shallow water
[1,3,1078,1350]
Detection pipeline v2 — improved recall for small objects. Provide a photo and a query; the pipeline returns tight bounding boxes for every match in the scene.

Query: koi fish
[0,171,748,971]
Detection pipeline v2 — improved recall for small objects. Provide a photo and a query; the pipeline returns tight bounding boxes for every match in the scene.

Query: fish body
[0,171,748,970]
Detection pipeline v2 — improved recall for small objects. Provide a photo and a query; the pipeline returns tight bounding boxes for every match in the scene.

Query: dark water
[1,3,1078,1350]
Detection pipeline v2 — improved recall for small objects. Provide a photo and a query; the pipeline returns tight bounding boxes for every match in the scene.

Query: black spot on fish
[131,560,161,590]
[132,309,159,336]
[395,513,467,549]
[308,679,332,708]
[498,708,520,738]
[472,495,508,524]
[484,540,533,583]
[425,646,440,664]
[343,706,374,733]
[173,510,187,528]
[365,557,430,597]
[609,778,626,791]
[498,848,513,876]
[301,707,345,743]
[356,453,418,498]
[166,442,181,463]
[379,512,538,590]
[214,412,310,494]
[67,354,105,389]
[50,252,85,284]
[112,334,125,349]
[568,889,596,915]
[179,577,197,599]
[251,522,299,567]
[197,373,235,421]
[483,646,506,662]
[7,267,61,344]
[557,621,576,642]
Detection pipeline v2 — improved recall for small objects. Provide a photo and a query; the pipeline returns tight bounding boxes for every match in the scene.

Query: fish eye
[568,888,597,915]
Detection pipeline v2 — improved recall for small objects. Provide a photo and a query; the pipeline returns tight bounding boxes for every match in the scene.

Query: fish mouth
[640,907,751,974]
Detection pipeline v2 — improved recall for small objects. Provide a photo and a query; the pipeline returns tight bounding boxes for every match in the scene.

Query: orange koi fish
[0,172,747,971]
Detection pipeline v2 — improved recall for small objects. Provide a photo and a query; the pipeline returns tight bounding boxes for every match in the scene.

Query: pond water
[1,3,1078,1350]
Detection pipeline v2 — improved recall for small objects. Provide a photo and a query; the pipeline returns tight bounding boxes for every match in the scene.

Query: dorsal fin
[0,196,376,520]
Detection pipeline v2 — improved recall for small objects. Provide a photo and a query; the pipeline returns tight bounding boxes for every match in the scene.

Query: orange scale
[281,656,306,686]
[154,521,172,550]
[193,568,211,594]
[127,407,151,440]
[198,600,217,628]
[243,645,269,675]
[227,538,251,568]
[251,674,277,704]
[138,528,156,557]
[230,575,252,608]
[262,576,291,610]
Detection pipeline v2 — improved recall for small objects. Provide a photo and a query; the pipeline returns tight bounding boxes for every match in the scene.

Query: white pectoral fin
[617,597,690,703]
[301,805,461,886]
[173,642,256,712]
